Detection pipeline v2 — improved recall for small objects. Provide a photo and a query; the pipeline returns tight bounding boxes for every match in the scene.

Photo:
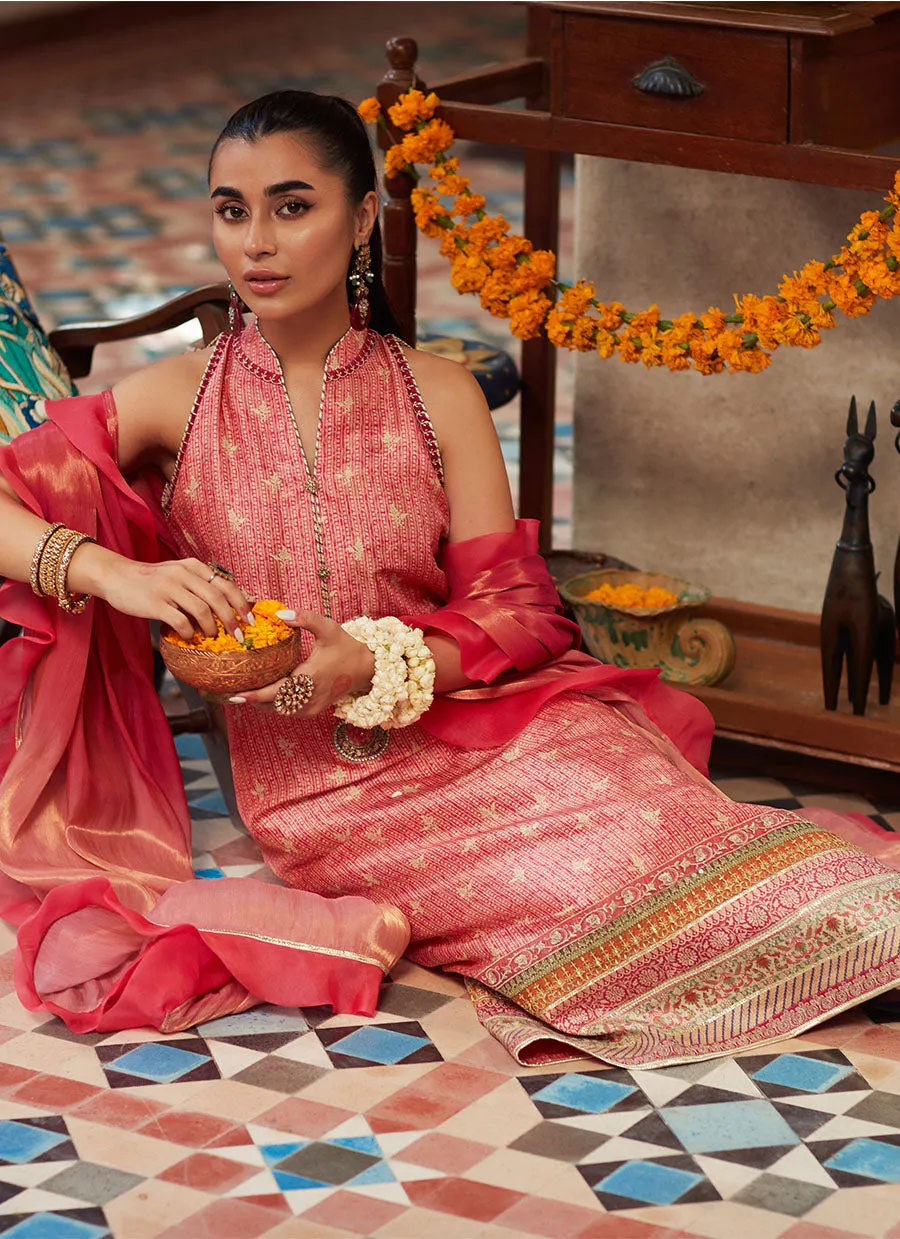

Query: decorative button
[305,477,319,494]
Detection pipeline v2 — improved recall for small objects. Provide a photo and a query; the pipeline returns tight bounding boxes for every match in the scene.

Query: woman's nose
[244,219,276,258]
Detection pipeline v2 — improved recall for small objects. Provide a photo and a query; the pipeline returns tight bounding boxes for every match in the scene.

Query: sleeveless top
[163,322,449,625]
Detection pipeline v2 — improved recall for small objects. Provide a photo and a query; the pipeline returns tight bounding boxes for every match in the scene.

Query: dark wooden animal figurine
[821,397,887,715]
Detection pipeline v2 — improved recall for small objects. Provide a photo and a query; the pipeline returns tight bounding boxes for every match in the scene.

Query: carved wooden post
[377,37,422,346]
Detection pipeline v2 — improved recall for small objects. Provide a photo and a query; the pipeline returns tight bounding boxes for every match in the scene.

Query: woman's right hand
[72,546,252,641]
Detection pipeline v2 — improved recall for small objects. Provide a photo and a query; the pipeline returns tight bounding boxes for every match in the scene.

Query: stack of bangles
[30,523,96,614]
[326,616,436,730]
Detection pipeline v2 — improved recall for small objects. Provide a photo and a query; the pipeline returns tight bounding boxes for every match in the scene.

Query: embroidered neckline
[234,319,375,383]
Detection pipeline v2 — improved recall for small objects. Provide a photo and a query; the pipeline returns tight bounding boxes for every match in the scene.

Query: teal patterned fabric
[0,236,75,444]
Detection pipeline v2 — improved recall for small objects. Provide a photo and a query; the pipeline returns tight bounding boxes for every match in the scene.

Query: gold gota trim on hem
[146,918,398,974]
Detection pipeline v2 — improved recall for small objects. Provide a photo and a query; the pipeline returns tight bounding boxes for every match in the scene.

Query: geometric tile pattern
[4,5,900,1234]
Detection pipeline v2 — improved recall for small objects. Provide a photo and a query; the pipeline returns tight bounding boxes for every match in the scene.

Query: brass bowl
[159,628,302,697]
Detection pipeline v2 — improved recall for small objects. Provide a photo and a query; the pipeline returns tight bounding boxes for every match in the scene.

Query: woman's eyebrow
[210,180,315,201]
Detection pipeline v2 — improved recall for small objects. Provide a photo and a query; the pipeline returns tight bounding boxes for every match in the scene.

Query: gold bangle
[56,533,95,614]
[38,528,77,600]
[30,523,65,596]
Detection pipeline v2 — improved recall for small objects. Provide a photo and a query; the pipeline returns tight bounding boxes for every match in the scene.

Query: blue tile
[2,1215,109,1239]
[825,1138,900,1183]
[0,1122,67,1164]
[174,734,208,760]
[752,1054,855,1094]
[193,867,226,880]
[328,1026,429,1065]
[596,1160,703,1206]
[346,1161,396,1187]
[331,1136,382,1156]
[661,1101,799,1153]
[273,1171,328,1191]
[108,1043,209,1083]
[189,792,230,816]
[261,1142,305,1165]
[533,1074,637,1114]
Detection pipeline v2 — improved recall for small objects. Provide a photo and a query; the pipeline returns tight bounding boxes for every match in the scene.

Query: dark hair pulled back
[210,89,401,337]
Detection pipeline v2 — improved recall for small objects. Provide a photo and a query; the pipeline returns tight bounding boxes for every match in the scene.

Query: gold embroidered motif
[410,854,428,871]
[335,464,354,486]
[520,822,539,838]
[344,786,363,802]
[184,476,200,500]
[389,503,409,528]
[270,546,293,566]
[228,510,248,532]
[477,802,501,821]
[571,859,591,873]
[348,535,365,562]
[461,837,481,855]
[248,401,271,421]
[421,814,439,831]
[221,437,239,459]
[511,866,527,882]
[276,736,296,756]
[249,779,267,799]
[574,813,594,831]
[457,880,475,899]
[335,393,355,414]
[383,430,402,450]
[262,472,282,493]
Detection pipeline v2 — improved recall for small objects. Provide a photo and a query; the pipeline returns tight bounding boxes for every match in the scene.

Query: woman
[0,91,897,1064]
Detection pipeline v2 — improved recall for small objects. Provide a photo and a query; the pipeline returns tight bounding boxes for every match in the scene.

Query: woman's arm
[0,349,252,638]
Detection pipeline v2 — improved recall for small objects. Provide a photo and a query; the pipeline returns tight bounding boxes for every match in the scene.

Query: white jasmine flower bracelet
[334,616,436,731]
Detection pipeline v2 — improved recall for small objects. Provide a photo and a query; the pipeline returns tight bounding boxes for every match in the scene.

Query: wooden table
[376,3,900,787]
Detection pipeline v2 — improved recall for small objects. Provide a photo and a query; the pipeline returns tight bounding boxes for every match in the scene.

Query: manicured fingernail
[276,609,296,621]
[246,613,256,626]
[228,696,246,704]
[234,628,244,643]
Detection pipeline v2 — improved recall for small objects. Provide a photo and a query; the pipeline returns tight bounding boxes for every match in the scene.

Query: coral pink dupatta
[0,393,409,1033]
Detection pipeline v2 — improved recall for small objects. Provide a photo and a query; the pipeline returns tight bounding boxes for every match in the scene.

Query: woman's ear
[354,190,379,247]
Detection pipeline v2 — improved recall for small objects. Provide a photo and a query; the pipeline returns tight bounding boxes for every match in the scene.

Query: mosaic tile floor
[0,735,898,1239]
[2,4,899,1236]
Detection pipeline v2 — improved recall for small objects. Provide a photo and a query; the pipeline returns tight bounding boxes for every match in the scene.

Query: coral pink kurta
[163,322,900,1068]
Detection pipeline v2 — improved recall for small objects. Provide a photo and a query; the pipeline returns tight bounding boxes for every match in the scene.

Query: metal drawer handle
[632,56,704,98]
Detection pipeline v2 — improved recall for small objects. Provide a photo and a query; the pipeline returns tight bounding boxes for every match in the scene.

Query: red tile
[0,1063,37,1093]
[157,1198,288,1239]
[405,1176,525,1223]
[844,1024,900,1061]
[397,1132,494,1174]
[138,1110,244,1148]
[366,1063,506,1133]
[0,951,16,982]
[302,1189,407,1234]
[158,1152,258,1194]
[212,836,266,864]
[495,1195,605,1238]
[578,1220,683,1239]
[0,1026,23,1047]
[13,1074,102,1110]
[254,1096,355,1139]
[74,1091,170,1129]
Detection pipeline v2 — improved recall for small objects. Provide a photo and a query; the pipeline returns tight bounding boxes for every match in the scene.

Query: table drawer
[563,14,788,144]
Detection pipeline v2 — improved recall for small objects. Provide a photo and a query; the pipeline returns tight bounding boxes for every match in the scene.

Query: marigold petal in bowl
[159,599,302,697]
[559,569,735,687]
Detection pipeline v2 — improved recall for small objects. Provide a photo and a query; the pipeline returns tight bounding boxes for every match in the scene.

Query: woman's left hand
[228,609,375,715]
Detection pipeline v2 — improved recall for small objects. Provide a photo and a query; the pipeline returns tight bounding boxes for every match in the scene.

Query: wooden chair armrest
[49,283,230,379]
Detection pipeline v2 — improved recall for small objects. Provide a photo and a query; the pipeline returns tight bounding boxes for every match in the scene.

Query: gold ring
[208,561,235,584]
[274,673,315,716]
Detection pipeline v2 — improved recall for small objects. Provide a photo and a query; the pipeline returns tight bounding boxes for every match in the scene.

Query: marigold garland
[357,91,900,374]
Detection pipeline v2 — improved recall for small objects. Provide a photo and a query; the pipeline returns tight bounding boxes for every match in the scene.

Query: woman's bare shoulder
[111,339,219,470]
[394,341,489,433]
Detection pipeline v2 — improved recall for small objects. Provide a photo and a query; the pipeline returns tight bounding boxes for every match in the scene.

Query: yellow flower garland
[358,91,900,374]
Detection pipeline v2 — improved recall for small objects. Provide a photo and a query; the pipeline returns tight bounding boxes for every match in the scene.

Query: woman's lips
[244,276,290,296]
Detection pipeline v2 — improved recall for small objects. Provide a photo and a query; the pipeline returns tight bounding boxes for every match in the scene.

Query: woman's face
[209,132,377,324]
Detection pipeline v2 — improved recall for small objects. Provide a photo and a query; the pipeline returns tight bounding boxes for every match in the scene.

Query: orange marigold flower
[545,305,575,348]
[734,294,787,350]
[627,305,661,337]
[429,157,460,180]
[508,290,552,340]
[596,301,626,331]
[384,145,412,180]
[479,272,514,317]
[433,173,469,197]
[595,328,618,360]
[485,236,532,273]
[450,252,491,295]
[773,315,821,348]
[857,256,900,299]
[388,89,440,130]
[689,336,726,375]
[465,215,511,248]
[453,193,486,217]
[823,269,876,317]
[557,281,596,318]
[401,118,455,164]
[357,97,381,124]
[699,307,728,336]
[411,188,450,239]
[508,250,556,296]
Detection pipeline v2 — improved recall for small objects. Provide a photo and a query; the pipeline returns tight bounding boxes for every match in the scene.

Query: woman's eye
[216,204,245,222]
[278,200,309,218]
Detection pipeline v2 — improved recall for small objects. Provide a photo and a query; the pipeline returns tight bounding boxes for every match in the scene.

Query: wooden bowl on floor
[159,628,302,698]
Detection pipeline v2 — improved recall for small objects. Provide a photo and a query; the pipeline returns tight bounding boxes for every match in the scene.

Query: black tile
[510,1122,606,1163]
[376,983,453,1020]
[278,1141,379,1185]
[732,1173,833,1216]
